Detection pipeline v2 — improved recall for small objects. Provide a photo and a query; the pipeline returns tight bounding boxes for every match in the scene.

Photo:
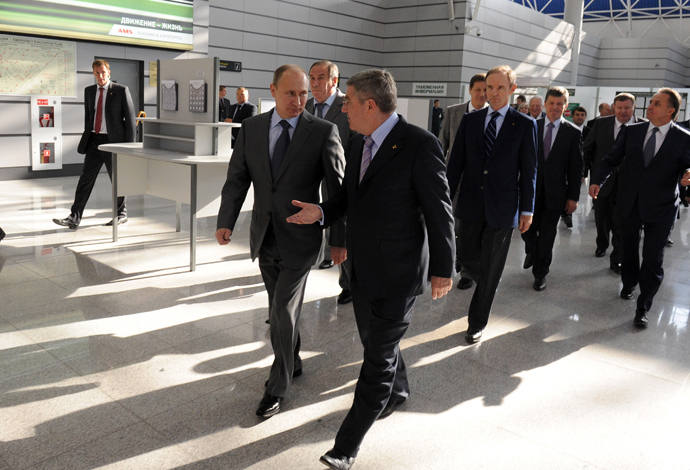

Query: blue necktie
[484,111,500,159]
[643,127,659,167]
[315,102,325,119]
[271,120,291,180]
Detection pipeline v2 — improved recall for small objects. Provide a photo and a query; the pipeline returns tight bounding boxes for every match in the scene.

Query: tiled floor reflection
[1,175,689,470]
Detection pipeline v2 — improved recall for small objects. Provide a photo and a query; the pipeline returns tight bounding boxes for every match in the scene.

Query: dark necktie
[232,104,241,120]
[643,127,659,167]
[271,120,291,180]
[543,122,554,160]
[315,102,325,118]
[484,111,500,158]
[359,136,375,183]
[95,87,104,133]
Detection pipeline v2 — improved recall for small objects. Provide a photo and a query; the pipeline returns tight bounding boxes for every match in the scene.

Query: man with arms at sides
[227,86,258,147]
[287,69,455,470]
[439,73,488,290]
[54,59,135,230]
[218,85,232,123]
[590,88,690,328]
[522,87,583,291]
[584,93,646,274]
[431,99,443,137]
[306,60,355,304]
[446,64,537,344]
[529,95,545,120]
[215,64,345,418]
[587,102,613,128]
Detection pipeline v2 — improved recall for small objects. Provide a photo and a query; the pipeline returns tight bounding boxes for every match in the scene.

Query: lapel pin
[393,145,397,149]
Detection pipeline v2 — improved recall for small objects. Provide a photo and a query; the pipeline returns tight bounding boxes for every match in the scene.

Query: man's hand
[331,247,347,265]
[431,276,453,300]
[216,228,232,245]
[518,214,532,234]
[564,199,578,215]
[224,118,233,123]
[681,171,690,187]
[286,200,322,224]
[589,184,600,199]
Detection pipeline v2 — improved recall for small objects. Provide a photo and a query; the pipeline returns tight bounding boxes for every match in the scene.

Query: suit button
[484,170,488,174]
[480,186,484,190]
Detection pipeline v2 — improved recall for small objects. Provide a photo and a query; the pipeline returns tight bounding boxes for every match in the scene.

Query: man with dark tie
[218,85,232,122]
[447,64,537,344]
[287,69,455,470]
[53,59,135,230]
[306,60,354,304]
[439,73,488,290]
[215,64,345,418]
[590,88,690,328]
[227,86,258,147]
[584,93,647,274]
[521,87,583,291]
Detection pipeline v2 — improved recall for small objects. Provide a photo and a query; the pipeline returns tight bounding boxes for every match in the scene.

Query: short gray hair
[346,69,397,114]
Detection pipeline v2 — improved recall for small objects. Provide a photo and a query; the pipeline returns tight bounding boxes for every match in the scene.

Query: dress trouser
[334,279,415,458]
[458,212,513,330]
[258,223,310,398]
[70,133,126,222]
[593,187,621,264]
[620,200,673,312]
[521,193,562,279]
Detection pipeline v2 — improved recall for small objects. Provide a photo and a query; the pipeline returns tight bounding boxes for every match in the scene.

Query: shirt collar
[489,103,510,118]
[546,116,562,129]
[318,89,338,108]
[270,109,300,130]
[368,113,400,151]
[651,121,672,137]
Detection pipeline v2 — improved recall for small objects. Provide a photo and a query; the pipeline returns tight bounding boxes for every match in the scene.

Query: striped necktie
[359,136,374,183]
[484,111,500,158]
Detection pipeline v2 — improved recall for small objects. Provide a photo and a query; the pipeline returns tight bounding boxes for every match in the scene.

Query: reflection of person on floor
[287,69,455,470]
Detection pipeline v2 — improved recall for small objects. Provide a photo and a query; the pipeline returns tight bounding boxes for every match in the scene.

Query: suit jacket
[593,121,690,224]
[535,118,583,211]
[228,101,259,142]
[77,82,135,154]
[321,115,455,299]
[219,97,232,122]
[678,119,690,130]
[306,90,354,155]
[217,110,345,269]
[583,115,647,198]
[447,105,538,229]
[439,101,469,157]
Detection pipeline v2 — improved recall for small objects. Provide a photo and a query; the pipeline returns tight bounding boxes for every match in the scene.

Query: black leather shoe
[378,396,406,420]
[562,213,573,228]
[523,253,533,269]
[595,248,606,257]
[633,308,648,328]
[610,263,622,274]
[319,259,334,269]
[320,448,355,470]
[533,277,546,291]
[465,327,483,344]
[105,216,128,226]
[666,238,674,246]
[53,216,79,230]
[337,289,352,304]
[620,286,635,300]
[256,393,283,418]
[456,277,474,290]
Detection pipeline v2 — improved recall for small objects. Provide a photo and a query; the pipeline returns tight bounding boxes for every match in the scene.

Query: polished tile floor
[1,175,689,470]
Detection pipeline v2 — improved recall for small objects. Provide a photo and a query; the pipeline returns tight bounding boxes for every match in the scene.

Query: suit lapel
[359,115,406,186]
[324,92,344,122]
[648,122,673,169]
[491,107,516,154]
[257,112,272,180]
[274,112,313,182]
[537,118,545,163]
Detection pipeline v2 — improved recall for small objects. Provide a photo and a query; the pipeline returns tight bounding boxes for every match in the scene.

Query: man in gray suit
[306,60,354,304]
[215,64,346,418]
[584,93,646,274]
[439,73,487,290]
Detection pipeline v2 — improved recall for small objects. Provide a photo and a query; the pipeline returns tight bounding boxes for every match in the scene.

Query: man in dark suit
[584,93,646,273]
[218,85,232,122]
[439,73,488,290]
[590,88,690,328]
[287,69,455,470]
[586,102,613,129]
[53,59,135,230]
[306,60,354,304]
[529,95,545,120]
[447,64,537,344]
[227,86,258,147]
[216,64,345,418]
[431,99,443,136]
[522,87,583,291]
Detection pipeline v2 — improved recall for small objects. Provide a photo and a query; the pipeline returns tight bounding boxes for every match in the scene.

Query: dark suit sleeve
[566,125,584,202]
[217,124,252,231]
[519,117,538,214]
[413,133,456,278]
[583,119,598,173]
[446,114,468,197]
[321,124,346,247]
[121,86,136,143]
[248,103,258,118]
[592,125,628,187]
